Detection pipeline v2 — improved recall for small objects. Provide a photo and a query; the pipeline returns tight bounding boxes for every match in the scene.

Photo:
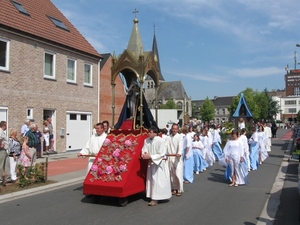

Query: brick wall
[0,31,99,152]
[99,55,125,127]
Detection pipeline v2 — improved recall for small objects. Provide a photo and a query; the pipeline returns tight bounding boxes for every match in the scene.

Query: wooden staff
[165,154,178,157]
[80,155,96,158]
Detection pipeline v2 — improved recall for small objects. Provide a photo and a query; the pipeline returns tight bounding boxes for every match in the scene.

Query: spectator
[19,136,32,177]
[0,121,9,186]
[47,117,55,152]
[8,128,21,183]
[43,120,50,154]
[21,120,30,137]
[25,123,39,165]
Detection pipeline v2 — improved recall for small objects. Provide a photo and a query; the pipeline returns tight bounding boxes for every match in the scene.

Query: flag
[285,64,289,71]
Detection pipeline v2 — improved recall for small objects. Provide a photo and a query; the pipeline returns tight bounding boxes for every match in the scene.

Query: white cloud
[167,71,229,83]
[228,67,283,78]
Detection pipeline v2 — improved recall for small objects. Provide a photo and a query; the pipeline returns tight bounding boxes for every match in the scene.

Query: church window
[177,102,182,109]
[151,82,153,88]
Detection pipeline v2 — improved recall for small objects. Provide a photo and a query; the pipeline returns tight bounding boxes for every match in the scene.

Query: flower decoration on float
[89,136,137,182]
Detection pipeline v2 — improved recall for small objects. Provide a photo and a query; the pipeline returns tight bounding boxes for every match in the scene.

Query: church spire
[127,9,144,59]
[152,25,165,81]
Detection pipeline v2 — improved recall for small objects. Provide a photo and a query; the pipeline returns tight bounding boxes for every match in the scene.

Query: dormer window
[11,1,30,16]
[48,16,69,31]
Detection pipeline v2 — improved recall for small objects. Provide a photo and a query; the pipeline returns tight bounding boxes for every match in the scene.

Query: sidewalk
[36,151,88,182]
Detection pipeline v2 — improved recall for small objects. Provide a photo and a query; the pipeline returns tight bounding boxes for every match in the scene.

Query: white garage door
[66,113,91,151]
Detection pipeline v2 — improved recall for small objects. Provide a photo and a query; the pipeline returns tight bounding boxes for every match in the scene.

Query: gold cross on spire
[133,9,139,18]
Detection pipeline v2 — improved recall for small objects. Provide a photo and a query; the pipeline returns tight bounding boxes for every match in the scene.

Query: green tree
[160,99,176,109]
[262,88,279,122]
[297,110,300,122]
[199,97,215,122]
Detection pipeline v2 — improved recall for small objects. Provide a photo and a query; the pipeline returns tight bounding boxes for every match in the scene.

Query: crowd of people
[141,121,274,206]
[0,117,55,186]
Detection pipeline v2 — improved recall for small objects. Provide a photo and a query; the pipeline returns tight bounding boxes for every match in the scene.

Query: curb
[256,138,293,225]
[0,176,84,204]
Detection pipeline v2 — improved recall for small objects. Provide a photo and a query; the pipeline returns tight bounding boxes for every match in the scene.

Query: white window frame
[0,38,10,71]
[26,108,33,120]
[84,63,92,86]
[44,51,56,79]
[67,58,77,83]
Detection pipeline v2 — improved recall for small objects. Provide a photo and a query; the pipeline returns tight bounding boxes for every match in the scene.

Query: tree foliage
[160,99,176,109]
[199,97,215,122]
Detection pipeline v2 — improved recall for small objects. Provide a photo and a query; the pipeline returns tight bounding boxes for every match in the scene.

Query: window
[11,1,30,16]
[294,87,300,96]
[288,108,297,113]
[222,109,225,115]
[44,52,55,78]
[69,114,77,120]
[84,63,92,85]
[285,100,296,105]
[151,82,153,88]
[26,108,33,120]
[81,114,87,120]
[0,38,10,71]
[48,16,69,31]
[177,102,182,109]
[67,59,76,82]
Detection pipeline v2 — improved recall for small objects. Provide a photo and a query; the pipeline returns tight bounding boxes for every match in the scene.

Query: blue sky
[52,0,300,100]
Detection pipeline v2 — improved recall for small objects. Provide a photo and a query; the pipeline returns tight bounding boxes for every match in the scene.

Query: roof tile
[0,0,101,58]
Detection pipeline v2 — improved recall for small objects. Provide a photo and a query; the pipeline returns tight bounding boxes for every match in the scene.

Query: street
[0,131,298,225]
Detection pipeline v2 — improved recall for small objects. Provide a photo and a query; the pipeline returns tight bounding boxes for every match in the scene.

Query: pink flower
[119,164,127,172]
[106,166,113,174]
[103,138,111,146]
[90,164,98,172]
[97,158,102,163]
[124,140,132,147]
[112,149,120,158]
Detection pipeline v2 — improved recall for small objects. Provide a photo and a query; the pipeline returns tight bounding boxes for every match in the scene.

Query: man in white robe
[264,123,272,152]
[141,126,171,206]
[166,124,184,196]
[77,123,107,174]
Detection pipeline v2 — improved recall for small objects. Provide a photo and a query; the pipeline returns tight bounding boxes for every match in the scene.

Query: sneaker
[203,168,206,171]
[195,171,199,174]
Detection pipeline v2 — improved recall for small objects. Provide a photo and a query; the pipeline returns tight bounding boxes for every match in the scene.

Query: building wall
[99,56,124,126]
[285,70,300,96]
[0,31,99,152]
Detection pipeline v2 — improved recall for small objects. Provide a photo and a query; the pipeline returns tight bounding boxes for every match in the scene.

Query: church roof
[0,0,101,59]
[157,81,189,99]
[127,17,144,59]
[232,93,253,118]
[152,32,164,81]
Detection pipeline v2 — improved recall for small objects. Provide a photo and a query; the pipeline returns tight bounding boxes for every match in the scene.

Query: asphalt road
[0,131,298,225]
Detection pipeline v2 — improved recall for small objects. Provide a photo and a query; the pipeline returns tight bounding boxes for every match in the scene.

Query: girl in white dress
[224,130,247,187]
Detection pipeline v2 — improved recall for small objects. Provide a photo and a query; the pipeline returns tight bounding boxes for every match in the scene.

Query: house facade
[192,96,234,124]
[0,0,102,152]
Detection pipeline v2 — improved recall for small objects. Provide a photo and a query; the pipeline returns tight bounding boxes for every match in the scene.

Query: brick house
[0,0,102,152]
[99,53,125,125]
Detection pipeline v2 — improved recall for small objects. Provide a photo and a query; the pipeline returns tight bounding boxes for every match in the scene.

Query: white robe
[80,132,107,174]
[142,136,171,200]
[223,139,246,185]
[166,132,184,193]
[264,126,272,152]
